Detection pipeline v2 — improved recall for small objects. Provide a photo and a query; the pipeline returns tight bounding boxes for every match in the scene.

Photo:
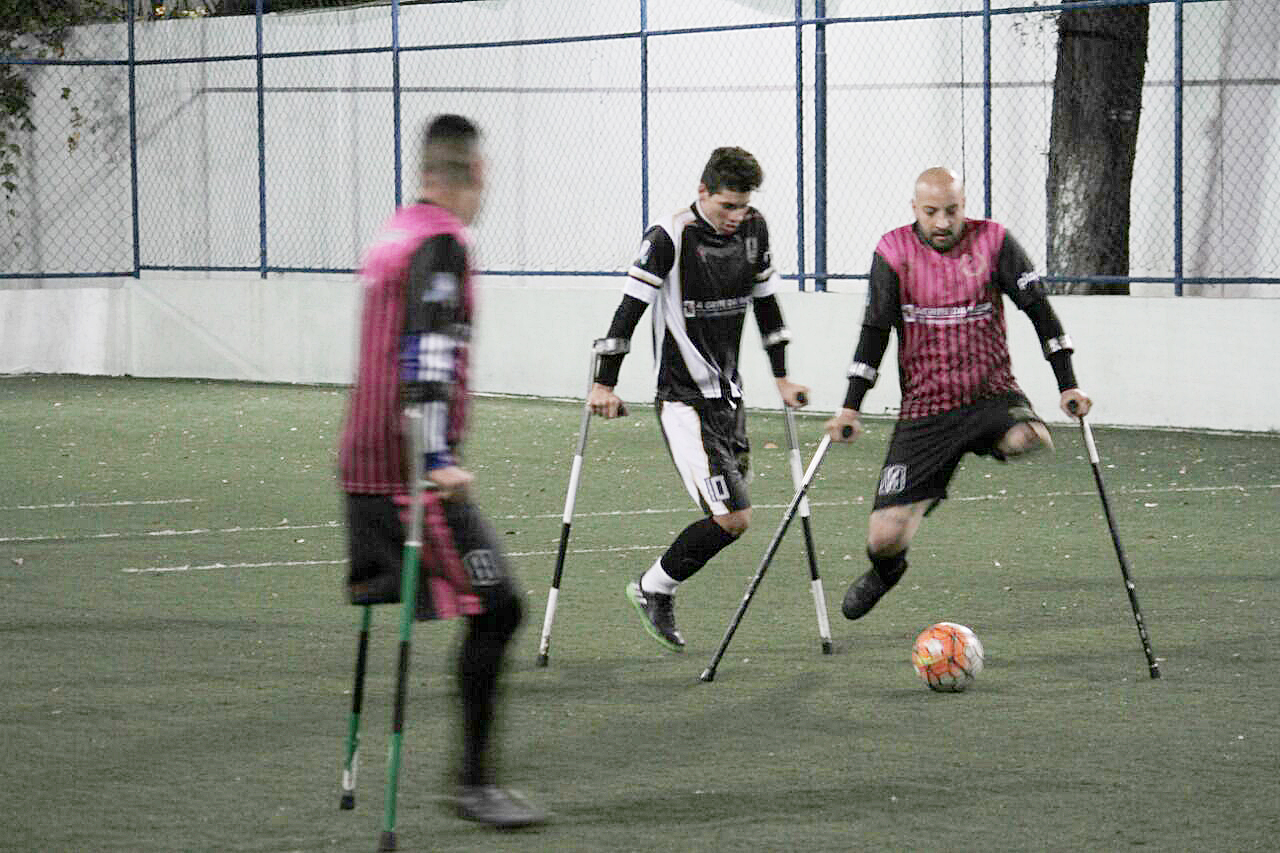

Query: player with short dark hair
[825,166,1091,620]
[337,114,546,829]
[589,146,809,652]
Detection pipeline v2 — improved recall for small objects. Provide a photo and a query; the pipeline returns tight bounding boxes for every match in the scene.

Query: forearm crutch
[379,407,430,852]
[781,395,833,654]
[1069,401,1161,680]
[536,337,627,667]
[339,604,372,810]
[700,426,851,683]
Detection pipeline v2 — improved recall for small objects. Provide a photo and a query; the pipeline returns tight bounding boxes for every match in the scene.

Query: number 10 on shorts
[704,475,731,502]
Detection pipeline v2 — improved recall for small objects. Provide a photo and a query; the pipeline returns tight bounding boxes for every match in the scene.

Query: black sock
[458,587,522,788]
[659,516,740,582]
[868,547,908,586]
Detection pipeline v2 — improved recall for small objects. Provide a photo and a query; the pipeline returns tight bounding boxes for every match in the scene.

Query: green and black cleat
[625,578,686,652]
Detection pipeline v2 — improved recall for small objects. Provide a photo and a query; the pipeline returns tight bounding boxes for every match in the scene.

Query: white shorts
[657,399,750,516]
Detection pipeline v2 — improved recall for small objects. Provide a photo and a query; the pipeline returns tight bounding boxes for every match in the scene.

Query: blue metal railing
[1,0,1274,295]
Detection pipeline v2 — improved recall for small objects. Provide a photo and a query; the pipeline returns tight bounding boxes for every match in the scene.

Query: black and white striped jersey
[625,201,779,403]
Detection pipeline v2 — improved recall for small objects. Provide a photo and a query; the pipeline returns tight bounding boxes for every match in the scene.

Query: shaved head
[911,166,966,251]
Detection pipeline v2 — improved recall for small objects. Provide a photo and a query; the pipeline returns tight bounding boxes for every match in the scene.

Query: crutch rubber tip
[339,792,355,810]
[378,830,397,851]
[699,668,716,682]
[821,640,833,655]
[535,653,549,668]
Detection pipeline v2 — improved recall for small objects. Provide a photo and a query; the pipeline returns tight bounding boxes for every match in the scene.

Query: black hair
[699,146,763,194]
[419,114,480,185]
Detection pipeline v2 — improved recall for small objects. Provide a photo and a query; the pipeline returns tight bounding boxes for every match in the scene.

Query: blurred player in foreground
[825,166,1090,619]
[588,146,809,651]
[337,114,546,828]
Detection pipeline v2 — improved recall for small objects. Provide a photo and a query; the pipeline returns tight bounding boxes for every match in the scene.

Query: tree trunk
[1045,3,1149,295]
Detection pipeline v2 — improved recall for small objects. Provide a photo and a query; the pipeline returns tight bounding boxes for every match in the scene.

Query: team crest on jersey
[745,236,758,265]
[959,253,988,280]
[878,464,907,496]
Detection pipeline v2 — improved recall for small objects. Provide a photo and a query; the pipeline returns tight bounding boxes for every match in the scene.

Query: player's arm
[826,253,899,442]
[589,225,673,417]
[748,216,808,407]
[401,233,473,495]
[995,234,1091,418]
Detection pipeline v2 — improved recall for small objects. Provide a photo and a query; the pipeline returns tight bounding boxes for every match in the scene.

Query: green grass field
[2,375,1278,852]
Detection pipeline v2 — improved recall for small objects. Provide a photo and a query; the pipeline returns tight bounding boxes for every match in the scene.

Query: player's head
[697,146,762,236]
[911,166,966,251]
[419,114,484,225]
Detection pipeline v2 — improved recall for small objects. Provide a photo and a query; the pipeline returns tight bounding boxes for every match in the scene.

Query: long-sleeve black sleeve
[995,234,1079,392]
[842,253,900,411]
[593,294,648,387]
[752,293,790,377]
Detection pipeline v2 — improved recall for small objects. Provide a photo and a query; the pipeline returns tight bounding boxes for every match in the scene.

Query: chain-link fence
[2,0,1277,295]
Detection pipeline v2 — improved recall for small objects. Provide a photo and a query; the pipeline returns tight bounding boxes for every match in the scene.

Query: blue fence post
[814,0,827,292]
[128,2,139,278]
[794,0,806,292]
[982,0,992,218]
[1173,0,1183,297]
[640,0,650,231]
[392,0,403,208]
[255,0,267,279]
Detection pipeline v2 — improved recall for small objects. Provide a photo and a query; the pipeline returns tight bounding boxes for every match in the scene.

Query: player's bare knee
[714,509,751,537]
[999,421,1052,458]
[867,514,910,555]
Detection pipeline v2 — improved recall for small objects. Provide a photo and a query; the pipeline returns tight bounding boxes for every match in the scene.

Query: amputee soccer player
[588,146,810,652]
[824,167,1092,620]
[337,115,546,828]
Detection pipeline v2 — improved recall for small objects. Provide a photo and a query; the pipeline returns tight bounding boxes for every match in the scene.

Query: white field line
[122,559,346,575]
[0,498,197,511]
[6,482,1274,548]
[0,481,1254,573]
[1,521,339,545]
[120,545,672,574]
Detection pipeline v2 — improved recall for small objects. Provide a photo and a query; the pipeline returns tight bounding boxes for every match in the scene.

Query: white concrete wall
[3,276,1278,433]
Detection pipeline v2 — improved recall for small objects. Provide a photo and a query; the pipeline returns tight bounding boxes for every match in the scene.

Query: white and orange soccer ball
[911,622,985,692]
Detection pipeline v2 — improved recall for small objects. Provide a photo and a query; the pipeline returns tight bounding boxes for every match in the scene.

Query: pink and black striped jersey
[871,219,1028,419]
[338,202,472,494]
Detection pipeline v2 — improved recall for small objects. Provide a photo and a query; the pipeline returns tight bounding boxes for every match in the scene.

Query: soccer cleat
[456,785,548,829]
[841,557,908,620]
[625,578,686,652]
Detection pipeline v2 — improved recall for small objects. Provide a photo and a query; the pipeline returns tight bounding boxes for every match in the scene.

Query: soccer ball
[911,622,984,692]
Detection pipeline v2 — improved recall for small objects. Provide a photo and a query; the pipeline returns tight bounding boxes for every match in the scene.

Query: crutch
[700,424,852,683]
[1068,401,1161,680]
[781,392,833,654]
[536,337,628,667]
[339,604,373,810]
[378,406,430,852]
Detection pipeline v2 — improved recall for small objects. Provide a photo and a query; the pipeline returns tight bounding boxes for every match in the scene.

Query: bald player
[825,167,1091,620]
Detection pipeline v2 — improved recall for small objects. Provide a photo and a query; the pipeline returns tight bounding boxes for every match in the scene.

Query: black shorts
[656,398,750,515]
[872,392,1042,511]
[344,493,517,618]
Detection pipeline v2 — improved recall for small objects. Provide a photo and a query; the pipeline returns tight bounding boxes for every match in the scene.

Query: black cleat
[625,579,685,652]
[842,558,908,620]
[456,785,548,829]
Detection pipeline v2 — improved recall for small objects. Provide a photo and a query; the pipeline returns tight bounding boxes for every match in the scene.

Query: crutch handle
[794,391,808,406]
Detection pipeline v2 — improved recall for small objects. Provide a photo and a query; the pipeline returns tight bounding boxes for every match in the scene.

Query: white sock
[640,561,679,596]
